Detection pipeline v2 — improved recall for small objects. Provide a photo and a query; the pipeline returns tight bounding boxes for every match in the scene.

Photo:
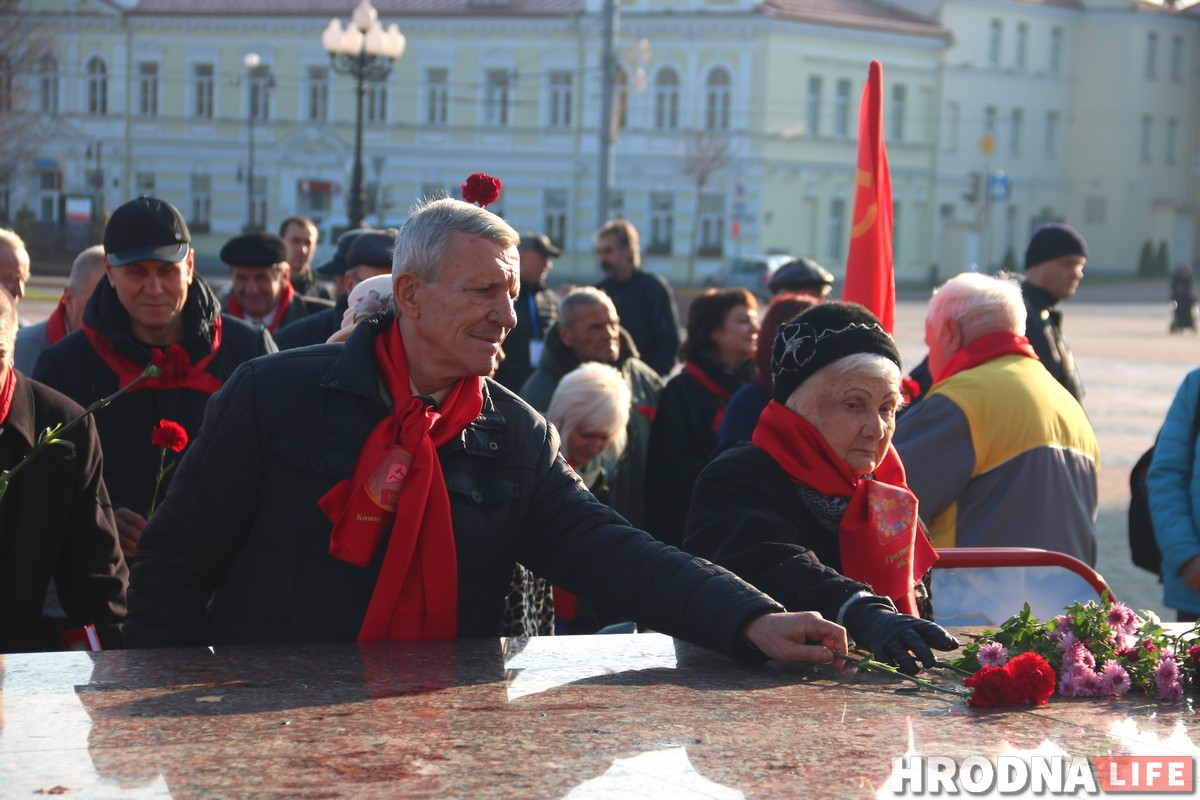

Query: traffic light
[963,172,981,204]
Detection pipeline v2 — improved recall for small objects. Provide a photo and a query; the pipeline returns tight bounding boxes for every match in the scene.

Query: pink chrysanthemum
[1063,641,1095,670]
[1106,603,1138,636]
[1054,614,1073,632]
[1155,654,1183,702]
[978,642,1009,668]
[1098,661,1132,697]
[1057,631,1081,652]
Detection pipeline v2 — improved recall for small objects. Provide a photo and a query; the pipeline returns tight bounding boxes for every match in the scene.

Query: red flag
[841,60,895,333]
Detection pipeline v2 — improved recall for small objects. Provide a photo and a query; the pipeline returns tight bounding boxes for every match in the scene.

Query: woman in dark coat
[644,288,758,548]
[684,302,957,675]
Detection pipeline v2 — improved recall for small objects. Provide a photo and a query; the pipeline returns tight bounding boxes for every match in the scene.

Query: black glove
[843,597,959,676]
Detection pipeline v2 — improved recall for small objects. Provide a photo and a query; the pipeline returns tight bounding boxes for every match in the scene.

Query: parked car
[707,254,794,297]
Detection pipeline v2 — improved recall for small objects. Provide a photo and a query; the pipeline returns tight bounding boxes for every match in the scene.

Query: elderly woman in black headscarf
[684,302,957,675]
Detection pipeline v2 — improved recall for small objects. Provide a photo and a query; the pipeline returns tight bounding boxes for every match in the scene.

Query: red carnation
[461,173,502,207]
[1005,651,1055,706]
[635,405,657,422]
[964,665,1011,708]
[149,344,192,387]
[900,376,922,404]
[150,419,189,453]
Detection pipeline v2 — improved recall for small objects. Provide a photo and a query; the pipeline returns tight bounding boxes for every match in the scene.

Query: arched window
[86,57,107,115]
[704,67,730,131]
[37,55,58,114]
[653,68,679,131]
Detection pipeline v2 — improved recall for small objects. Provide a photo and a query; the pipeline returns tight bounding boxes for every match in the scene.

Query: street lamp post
[322,0,405,229]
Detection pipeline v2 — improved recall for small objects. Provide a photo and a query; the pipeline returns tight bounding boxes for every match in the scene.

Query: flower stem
[147,447,167,519]
[0,364,160,503]
[841,652,971,697]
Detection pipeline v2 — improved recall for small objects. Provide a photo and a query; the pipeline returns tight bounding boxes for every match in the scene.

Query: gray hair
[0,228,26,254]
[393,198,519,282]
[928,272,1026,344]
[0,286,16,367]
[785,352,901,418]
[69,245,107,291]
[546,362,631,461]
[559,286,617,328]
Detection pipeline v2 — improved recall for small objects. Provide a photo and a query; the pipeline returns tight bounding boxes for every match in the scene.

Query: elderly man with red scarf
[125,196,848,665]
[217,231,332,334]
[685,302,959,675]
[33,197,275,559]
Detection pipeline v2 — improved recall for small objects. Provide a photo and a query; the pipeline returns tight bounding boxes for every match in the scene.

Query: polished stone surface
[2,633,1198,798]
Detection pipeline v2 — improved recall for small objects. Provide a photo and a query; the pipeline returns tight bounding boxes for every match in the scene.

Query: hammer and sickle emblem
[850,167,877,238]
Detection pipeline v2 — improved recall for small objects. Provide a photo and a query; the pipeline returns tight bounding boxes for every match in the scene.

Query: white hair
[928,272,1026,343]
[785,352,900,418]
[546,362,631,461]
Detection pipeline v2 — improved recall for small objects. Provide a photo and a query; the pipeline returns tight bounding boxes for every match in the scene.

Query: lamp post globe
[322,0,405,229]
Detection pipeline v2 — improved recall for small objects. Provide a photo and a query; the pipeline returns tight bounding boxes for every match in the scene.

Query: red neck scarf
[318,322,483,642]
[934,331,1038,384]
[82,319,224,394]
[684,360,734,433]
[751,400,937,615]
[46,296,70,344]
[226,279,295,334]
[0,368,15,426]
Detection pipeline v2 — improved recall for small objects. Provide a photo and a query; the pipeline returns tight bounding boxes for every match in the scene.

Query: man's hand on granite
[742,611,848,664]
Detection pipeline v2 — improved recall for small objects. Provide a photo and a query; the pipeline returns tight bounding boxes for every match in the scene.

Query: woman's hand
[742,611,848,665]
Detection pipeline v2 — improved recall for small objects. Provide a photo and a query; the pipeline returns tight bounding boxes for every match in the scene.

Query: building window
[944,101,960,153]
[614,67,628,130]
[190,174,211,234]
[251,176,268,229]
[1166,117,1178,164]
[890,85,906,142]
[307,66,329,122]
[834,78,851,139]
[654,68,679,131]
[829,198,846,260]
[806,76,822,138]
[1140,115,1152,162]
[248,64,271,121]
[543,188,567,249]
[38,55,58,114]
[647,192,674,255]
[425,68,448,126]
[1009,108,1023,156]
[0,58,10,113]
[137,62,158,117]
[1049,27,1063,75]
[86,57,106,115]
[988,20,1002,67]
[548,70,573,129]
[136,171,155,195]
[698,194,725,257]
[1146,32,1158,80]
[984,105,997,136]
[193,63,214,119]
[1170,35,1183,82]
[1015,23,1028,70]
[366,76,387,124]
[297,179,334,216]
[1085,196,1106,225]
[484,69,510,127]
[1044,111,1059,157]
[704,67,730,132]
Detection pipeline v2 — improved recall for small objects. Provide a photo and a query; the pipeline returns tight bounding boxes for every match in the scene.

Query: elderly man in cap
[0,286,127,653]
[275,229,394,350]
[893,272,1099,564]
[493,232,560,391]
[218,231,331,334]
[34,196,275,558]
[769,257,834,301]
[14,244,107,375]
[126,196,849,669]
[278,215,332,300]
[1022,223,1088,400]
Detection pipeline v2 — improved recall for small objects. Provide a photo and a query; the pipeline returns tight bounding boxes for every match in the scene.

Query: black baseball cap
[104,196,191,267]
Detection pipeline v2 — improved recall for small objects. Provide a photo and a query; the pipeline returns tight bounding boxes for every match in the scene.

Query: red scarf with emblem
[752,400,936,615]
[932,330,1038,384]
[225,279,295,334]
[0,368,15,426]
[318,322,483,642]
[82,319,224,394]
[45,296,70,344]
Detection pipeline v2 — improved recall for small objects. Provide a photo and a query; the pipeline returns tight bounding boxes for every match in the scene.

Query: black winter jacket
[1022,281,1083,400]
[273,295,349,350]
[597,270,681,376]
[33,277,276,515]
[125,314,781,658]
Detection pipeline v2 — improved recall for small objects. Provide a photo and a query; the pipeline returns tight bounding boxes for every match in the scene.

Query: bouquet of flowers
[950,601,1199,705]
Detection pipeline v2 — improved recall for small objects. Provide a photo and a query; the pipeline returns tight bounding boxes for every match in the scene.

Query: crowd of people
[4,191,1185,674]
